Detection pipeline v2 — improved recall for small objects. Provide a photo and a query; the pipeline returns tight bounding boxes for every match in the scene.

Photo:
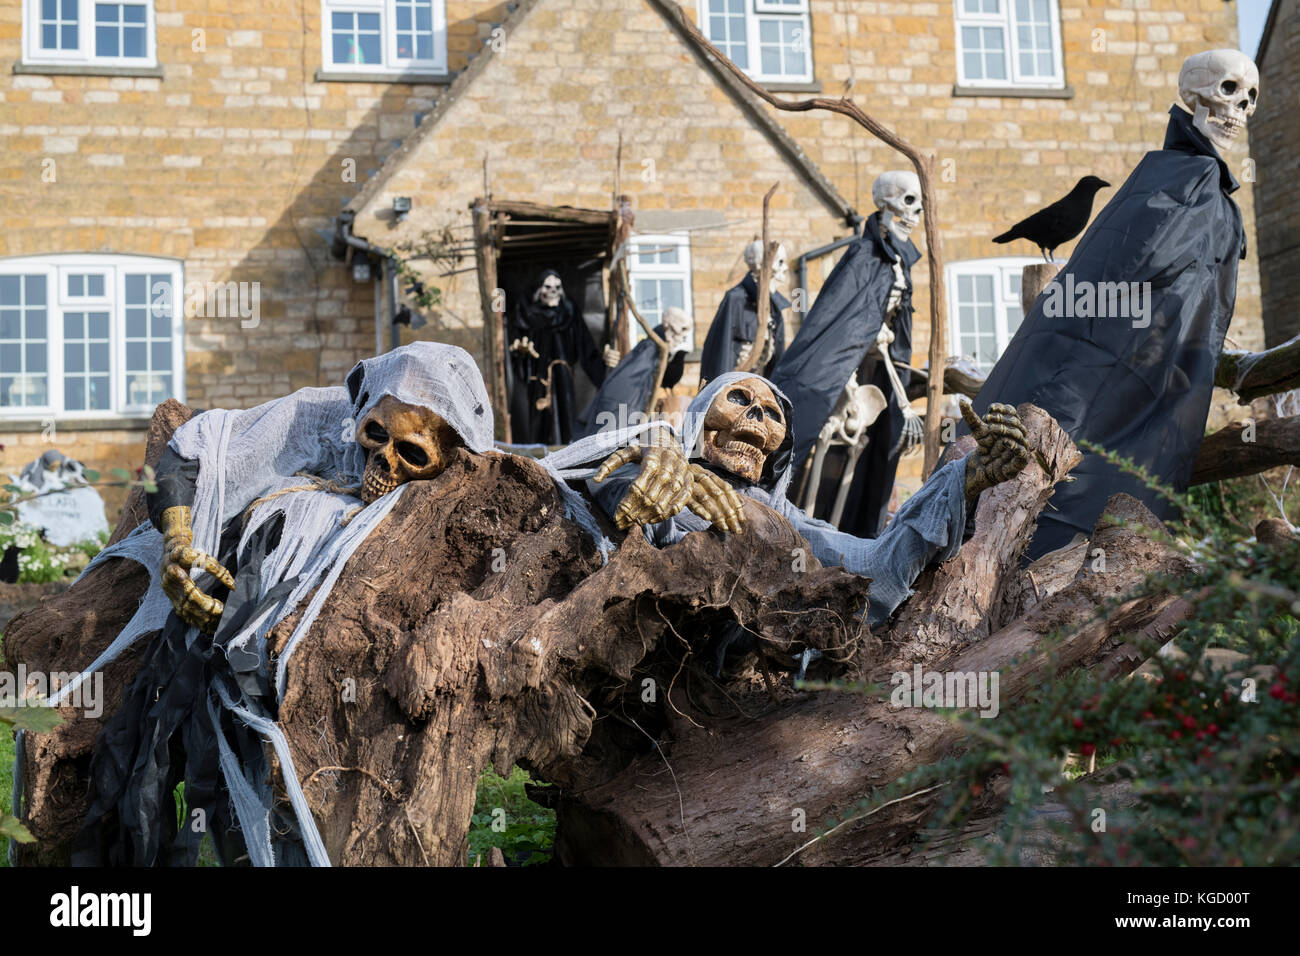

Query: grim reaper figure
[577,305,690,438]
[699,240,791,384]
[970,50,1257,560]
[66,342,496,866]
[508,268,608,445]
[587,373,1031,651]
[770,171,923,538]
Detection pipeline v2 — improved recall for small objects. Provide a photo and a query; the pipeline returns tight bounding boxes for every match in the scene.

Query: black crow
[993,175,1111,262]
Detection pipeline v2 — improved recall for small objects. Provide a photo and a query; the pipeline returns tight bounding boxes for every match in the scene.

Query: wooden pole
[736,182,780,374]
[471,198,510,442]
[655,0,947,477]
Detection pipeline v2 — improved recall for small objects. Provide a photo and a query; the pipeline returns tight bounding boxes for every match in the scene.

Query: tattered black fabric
[970,106,1246,560]
[72,506,309,866]
[508,269,607,445]
[576,324,684,438]
[699,274,790,385]
[769,212,919,537]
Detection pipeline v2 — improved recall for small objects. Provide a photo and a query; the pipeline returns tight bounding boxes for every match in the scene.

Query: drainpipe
[795,214,865,323]
[332,211,392,356]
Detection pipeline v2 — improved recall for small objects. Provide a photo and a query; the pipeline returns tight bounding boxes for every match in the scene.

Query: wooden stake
[736,182,780,374]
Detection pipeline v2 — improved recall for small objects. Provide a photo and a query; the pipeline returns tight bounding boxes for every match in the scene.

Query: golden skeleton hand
[593,436,746,533]
[961,400,1031,500]
[160,505,235,634]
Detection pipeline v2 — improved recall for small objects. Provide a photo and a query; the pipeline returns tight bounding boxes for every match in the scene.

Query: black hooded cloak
[970,106,1247,560]
[769,212,920,537]
[576,324,685,438]
[699,273,790,384]
[508,269,607,445]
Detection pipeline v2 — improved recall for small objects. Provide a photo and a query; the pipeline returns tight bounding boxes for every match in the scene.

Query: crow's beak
[1099,180,1111,188]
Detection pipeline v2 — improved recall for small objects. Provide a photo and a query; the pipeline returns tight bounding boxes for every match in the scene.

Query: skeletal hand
[160,505,235,634]
[511,336,539,359]
[602,345,621,368]
[593,436,745,533]
[961,400,1031,500]
[735,342,752,366]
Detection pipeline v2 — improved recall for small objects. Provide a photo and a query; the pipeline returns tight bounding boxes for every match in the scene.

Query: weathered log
[554,493,1194,867]
[1190,415,1300,485]
[904,359,988,402]
[4,399,192,865]
[1216,333,1300,403]
[885,402,1083,663]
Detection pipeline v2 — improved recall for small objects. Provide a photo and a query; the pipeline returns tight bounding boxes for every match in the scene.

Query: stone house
[0,0,1260,521]
[1252,0,1297,348]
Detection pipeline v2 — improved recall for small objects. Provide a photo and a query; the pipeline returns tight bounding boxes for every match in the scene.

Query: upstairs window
[954,0,1064,90]
[22,0,156,68]
[699,0,813,84]
[628,234,695,351]
[321,0,447,75]
[0,255,184,419]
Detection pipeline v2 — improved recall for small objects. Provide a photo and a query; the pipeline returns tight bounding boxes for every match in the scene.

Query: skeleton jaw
[1194,104,1245,151]
[361,456,401,503]
[703,432,765,483]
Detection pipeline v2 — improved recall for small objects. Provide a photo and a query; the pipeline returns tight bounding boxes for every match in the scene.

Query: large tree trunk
[553,493,1194,867]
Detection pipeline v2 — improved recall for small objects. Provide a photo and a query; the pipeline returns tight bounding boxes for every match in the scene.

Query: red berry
[1206,724,1219,735]
[1081,743,1096,757]
[1182,716,1197,730]
[1171,731,1182,740]
[1195,731,1206,741]
[1271,683,1286,700]
[1073,717,1085,730]
[1142,711,1155,720]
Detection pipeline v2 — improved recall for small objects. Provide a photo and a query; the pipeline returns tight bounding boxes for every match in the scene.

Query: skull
[872,170,923,243]
[1179,49,1258,152]
[662,305,693,351]
[700,377,786,484]
[744,240,789,290]
[356,394,462,503]
[535,273,564,309]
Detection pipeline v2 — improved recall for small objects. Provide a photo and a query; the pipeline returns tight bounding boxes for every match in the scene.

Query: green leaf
[0,815,35,844]
[0,704,63,734]
[0,510,12,525]
[3,484,22,494]
[109,468,131,482]
[82,468,100,483]
[143,481,158,494]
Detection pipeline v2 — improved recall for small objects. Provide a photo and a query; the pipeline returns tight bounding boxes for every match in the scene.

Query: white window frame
[0,254,185,421]
[320,0,447,76]
[697,0,813,85]
[954,0,1064,90]
[22,0,158,69]
[627,233,695,352]
[945,256,1040,372]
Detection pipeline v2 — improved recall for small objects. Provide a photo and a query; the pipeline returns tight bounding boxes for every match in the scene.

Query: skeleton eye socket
[903,195,916,205]
[1248,87,1257,102]
[1221,80,1237,95]
[764,404,782,423]
[396,441,428,467]
[365,421,389,444]
[727,388,751,407]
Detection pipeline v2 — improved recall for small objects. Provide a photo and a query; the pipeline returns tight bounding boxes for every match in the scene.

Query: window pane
[96,24,119,57]
[68,274,84,296]
[65,341,84,373]
[124,25,145,58]
[0,311,18,339]
[27,310,46,339]
[25,275,46,305]
[88,274,105,296]
[65,377,86,411]
[0,345,19,373]
[42,24,58,49]
[89,376,111,409]
[126,341,147,370]
[151,341,171,370]
[64,311,83,338]
[123,3,145,22]
[62,23,77,47]
[0,276,19,305]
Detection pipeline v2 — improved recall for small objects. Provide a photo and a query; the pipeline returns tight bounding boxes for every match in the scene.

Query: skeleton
[510,273,566,360]
[1178,49,1258,154]
[800,372,888,524]
[602,374,1029,534]
[800,172,925,509]
[735,240,788,368]
[355,394,464,503]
